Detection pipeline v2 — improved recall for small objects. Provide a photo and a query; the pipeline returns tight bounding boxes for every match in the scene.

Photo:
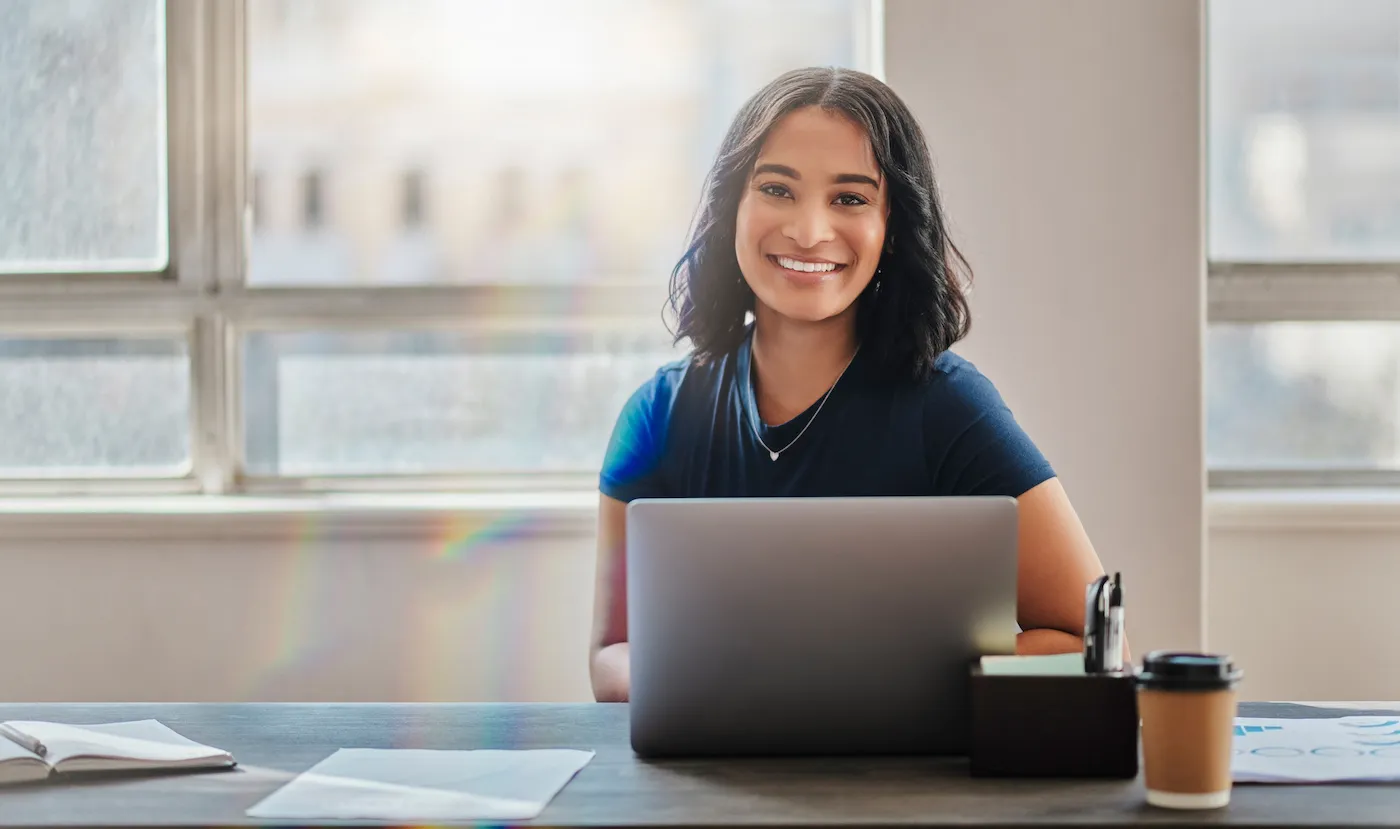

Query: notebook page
[0,734,49,784]
[1,720,233,770]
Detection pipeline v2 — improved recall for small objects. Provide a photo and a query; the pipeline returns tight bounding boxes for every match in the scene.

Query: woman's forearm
[590,642,631,702]
[1016,627,1132,665]
[1015,627,1082,655]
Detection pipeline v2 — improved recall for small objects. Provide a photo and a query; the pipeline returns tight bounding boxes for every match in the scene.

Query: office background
[0,0,1396,704]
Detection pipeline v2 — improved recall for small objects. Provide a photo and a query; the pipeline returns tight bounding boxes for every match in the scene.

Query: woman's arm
[590,494,631,701]
[1013,477,1130,663]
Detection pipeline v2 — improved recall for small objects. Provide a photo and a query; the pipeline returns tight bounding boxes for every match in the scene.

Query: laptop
[626,496,1019,758]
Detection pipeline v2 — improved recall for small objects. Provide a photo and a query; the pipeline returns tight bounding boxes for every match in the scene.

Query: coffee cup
[1135,651,1242,809]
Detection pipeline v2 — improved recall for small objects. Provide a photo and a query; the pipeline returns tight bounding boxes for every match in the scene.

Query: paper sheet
[1234,717,1400,783]
[245,748,595,821]
[978,653,1085,676]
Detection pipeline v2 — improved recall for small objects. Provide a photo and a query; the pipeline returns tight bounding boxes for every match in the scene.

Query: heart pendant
[769,450,780,461]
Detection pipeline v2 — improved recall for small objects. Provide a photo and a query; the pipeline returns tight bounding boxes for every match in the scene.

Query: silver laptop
[626,496,1019,758]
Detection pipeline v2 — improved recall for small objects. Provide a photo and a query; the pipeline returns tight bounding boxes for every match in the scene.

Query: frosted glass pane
[0,338,190,476]
[0,0,167,271]
[243,330,679,475]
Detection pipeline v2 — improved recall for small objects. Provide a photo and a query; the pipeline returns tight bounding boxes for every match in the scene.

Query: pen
[0,723,44,756]
[1104,573,1124,673]
[1083,575,1109,673]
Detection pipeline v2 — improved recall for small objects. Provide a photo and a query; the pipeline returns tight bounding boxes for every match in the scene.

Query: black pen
[1104,573,1124,672]
[1083,575,1109,673]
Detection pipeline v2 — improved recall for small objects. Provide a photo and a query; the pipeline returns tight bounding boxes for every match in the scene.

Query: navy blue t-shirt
[599,329,1054,502]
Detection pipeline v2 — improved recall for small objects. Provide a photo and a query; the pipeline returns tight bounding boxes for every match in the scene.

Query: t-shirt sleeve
[925,361,1055,498]
[598,366,677,502]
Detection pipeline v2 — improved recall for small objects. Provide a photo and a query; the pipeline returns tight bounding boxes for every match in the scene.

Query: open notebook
[0,719,234,784]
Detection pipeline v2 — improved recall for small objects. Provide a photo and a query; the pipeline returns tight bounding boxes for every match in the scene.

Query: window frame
[1204,0,1400,490]
[1207,263,1400,488]
[0,0,882,497]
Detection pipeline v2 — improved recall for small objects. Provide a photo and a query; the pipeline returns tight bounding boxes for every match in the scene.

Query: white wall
[1209,501,1400,702]
[0,510,598,703]
[884,0,1206,657]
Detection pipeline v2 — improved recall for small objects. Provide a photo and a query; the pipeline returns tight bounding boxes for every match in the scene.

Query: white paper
[245,748,595,821]
[0,720,233,771]
[979,653,1085,676]
[1233,717,1400,783]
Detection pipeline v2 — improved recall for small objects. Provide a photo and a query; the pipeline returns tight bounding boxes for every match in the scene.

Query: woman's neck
[750,305,859,427]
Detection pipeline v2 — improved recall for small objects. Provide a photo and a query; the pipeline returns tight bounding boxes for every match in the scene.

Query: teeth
[776,256,839,273]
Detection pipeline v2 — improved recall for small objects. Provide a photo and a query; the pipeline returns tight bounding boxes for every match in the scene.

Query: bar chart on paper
[1233,718,1400,783]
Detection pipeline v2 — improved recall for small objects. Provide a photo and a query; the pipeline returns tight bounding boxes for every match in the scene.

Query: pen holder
[968,665,1139,778]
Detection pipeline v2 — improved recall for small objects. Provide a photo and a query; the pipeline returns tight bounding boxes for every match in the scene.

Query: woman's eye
[835,193,869,207]
[758,182,791,198]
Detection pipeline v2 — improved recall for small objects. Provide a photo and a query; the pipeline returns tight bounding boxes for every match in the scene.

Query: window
[5,0,878,494]
[1207,0,1400,487]
[0,0,167,272]
[0,337,189,476]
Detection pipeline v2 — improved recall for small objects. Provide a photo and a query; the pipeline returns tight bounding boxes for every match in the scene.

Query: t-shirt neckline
[737,328,860,448]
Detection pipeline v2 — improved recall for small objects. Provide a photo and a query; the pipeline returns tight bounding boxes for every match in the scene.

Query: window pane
[243,330,679,475]
[247,0,871,285]
[1208,323,1400,468]
[0,0,167,272]
[1208,0,1400,262]
[0,338,190,476]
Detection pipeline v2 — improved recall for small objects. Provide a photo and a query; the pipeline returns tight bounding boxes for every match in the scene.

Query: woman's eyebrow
[754,163,800,179]
[754,164,880,189]
[833,172,880,188]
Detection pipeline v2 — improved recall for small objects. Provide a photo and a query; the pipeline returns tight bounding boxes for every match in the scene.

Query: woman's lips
[768,254,847,285]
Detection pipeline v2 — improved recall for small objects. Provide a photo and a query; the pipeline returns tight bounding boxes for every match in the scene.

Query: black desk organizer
[968,664,1139,778]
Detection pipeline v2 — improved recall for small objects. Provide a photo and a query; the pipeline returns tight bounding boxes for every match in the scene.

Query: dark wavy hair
[667,67,972,381]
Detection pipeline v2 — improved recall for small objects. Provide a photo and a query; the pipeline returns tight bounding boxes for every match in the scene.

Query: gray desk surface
[0,701,1398,828]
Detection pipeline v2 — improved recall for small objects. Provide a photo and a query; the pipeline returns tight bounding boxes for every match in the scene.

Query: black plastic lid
[1135,651,1241,691]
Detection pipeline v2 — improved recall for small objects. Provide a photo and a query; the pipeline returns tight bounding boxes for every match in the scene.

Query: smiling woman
[589,67,1120,702]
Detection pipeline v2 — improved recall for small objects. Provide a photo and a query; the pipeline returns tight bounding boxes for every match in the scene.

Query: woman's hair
[667,66,972,381]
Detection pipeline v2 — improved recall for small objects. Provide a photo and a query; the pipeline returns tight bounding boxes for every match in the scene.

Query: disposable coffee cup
[1135,651,1242,810]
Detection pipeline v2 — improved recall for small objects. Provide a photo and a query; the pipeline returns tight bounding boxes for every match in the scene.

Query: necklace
[747,345,860,462]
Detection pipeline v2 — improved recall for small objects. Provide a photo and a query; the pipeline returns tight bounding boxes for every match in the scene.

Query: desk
[1,701,1397,828]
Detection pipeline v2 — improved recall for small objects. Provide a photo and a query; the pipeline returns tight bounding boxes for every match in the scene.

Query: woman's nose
[783,203,836,249]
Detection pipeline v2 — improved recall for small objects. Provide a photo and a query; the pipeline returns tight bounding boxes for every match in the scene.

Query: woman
[590,67,1116,702]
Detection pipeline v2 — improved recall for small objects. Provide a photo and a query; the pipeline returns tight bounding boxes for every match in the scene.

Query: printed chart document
[0,720,234,785]
[1234,717,1400,783]
[245,748,595,821]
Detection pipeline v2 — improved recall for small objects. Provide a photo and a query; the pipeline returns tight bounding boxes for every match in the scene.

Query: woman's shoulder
[600,350,731,502]
[916,349,1011,417]
[625,350,710,408]
[614,348,737,437]
[912,349,1055,496]
[635,354,692,401]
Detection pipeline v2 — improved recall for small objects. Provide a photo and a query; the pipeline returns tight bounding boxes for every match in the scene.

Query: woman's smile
[767,254,848,285]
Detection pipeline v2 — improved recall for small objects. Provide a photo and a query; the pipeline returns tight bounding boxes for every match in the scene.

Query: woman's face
[735,106,888,325]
